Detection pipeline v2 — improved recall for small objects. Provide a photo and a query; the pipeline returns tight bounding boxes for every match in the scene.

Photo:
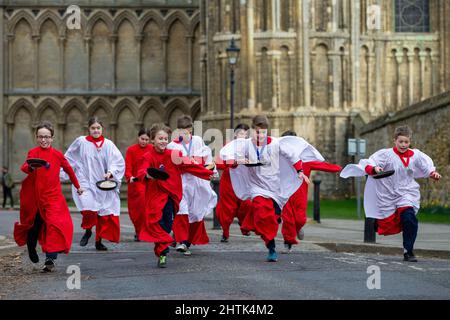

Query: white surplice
[61,136,125,216]
[340,148,436,219]
[220,136,325,209]
[167,135,218,223]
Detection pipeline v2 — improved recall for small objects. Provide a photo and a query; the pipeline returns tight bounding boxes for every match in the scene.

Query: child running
[340,125,441,262]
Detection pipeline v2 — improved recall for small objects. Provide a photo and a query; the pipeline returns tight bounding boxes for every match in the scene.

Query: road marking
[408,266,425,271]
[392,262,403,265]
[377,262,388,265]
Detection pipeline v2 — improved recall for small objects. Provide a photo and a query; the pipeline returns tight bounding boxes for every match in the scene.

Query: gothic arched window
[395,0,430,32]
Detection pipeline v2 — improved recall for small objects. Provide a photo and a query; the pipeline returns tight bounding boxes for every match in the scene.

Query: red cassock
[215,162,252,238]
[14,146,80,254]
[125,143,152,235]
[281,161,342,245]
[136,146,213,257]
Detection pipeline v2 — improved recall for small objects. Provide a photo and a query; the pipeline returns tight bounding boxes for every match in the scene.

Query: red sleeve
[214,156,238,170]
[293,160,303,171]
[125,148,134,181]
[60,152,81,189]
[21,150,34,174]
[306,161,342,173]
[365,165,375,175]
[137,153,152,181]
[179,163,213,181]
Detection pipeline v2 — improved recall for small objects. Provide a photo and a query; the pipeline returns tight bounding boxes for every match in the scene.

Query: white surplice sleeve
[278,136,325,164]
[340,149,390,178]
[60,136,83,181]
[412,149,436,179]
[106,141,125,182]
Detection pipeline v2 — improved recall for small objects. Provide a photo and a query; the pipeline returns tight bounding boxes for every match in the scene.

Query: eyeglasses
[36,135,53,140]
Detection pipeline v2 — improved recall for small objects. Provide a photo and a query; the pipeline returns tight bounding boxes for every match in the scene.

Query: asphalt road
[1,210,450,300]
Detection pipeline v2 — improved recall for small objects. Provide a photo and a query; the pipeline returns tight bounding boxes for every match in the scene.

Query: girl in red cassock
[125,128,152,241]
[137,124,214,268]
[14,121,83,272]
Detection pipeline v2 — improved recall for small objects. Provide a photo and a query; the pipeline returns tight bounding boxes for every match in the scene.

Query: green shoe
[158,255,167,268]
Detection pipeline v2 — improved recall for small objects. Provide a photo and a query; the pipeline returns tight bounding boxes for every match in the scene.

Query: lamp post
[226,38,240,130]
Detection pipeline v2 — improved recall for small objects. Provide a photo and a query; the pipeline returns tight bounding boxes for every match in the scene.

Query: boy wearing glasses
[14,121,83,272]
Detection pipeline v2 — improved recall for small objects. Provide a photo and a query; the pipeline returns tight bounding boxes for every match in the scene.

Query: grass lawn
[307,199,450,225]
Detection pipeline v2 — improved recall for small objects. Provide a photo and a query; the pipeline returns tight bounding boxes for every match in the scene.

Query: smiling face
[138,134,150,148]
[235,129,249,139]
[154,130,169,153]
[88,122,103,139]
[394,135,411,153]
[36,128,53,149]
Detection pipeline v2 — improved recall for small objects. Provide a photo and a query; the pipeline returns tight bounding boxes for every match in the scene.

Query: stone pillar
[302,0,311,107]
[6,34,14,92]
[246,0,256,110]
[395,51,403,109]
[430,54,439,96]
[328,50,341,110]
[271,51,281,110]
[109,34,117,91]
[367,52,374,113]
[374,31,384,114]
[59,37,66,91]
[136,34,143,92]
[33,35,40,91]
[419,51,426,100]
[187,35,194,92]
[350,0,360,108]
[85,37,91,90]
[330,0,339,32]
[161,34,168,92]
[407,52,414,106]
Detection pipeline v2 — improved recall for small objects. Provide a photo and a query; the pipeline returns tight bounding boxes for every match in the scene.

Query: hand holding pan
[26,158,49,169]
[96,179,119,191]
[372,169,395,179]
[147,167,170,181]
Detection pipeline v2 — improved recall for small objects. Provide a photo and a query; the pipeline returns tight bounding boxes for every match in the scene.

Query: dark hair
[251,115,269,129]
[138,128,151,137]
[282,130,297,137]
[36,121,54,137]
[177,115,193,129]
[149,123,172,140]
[234,123,250,132]
[88,116,104,128]
[394,125,412,139]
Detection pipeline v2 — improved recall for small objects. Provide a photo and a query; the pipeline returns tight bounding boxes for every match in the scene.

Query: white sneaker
[297,229,305,240]
[176,243,187,252]
[281,243,292,254]
[183,250,192,256]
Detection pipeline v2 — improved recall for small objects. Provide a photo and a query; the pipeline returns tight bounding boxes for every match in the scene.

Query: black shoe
[27,245,39,263]
[95,241,108,251]
[42,258,55,272]
[80,229,92,247]
[134,234,140,242]
[403,252,418,262]
[220,235,229,243]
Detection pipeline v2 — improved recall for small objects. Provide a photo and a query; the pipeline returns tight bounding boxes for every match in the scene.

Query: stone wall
[357,91,450,206]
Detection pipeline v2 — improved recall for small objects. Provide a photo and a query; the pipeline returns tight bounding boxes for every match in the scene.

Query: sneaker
[27,244,39,263]
[220,235,229,243]
[176,243,188,252]
[266,250,278,262]
[42,258,55,272]
[133,234,140,242]
[157,255,167,268]
[95,241,108,251]
[183,250,192,256]
[297,229,305,240]
[281,243,292,254]
[403,252,418,262]
[80,229,92,247]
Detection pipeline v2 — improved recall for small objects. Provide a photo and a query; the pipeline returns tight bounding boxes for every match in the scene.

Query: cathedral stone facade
[1,0,449,200]
[200,0,450,196]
